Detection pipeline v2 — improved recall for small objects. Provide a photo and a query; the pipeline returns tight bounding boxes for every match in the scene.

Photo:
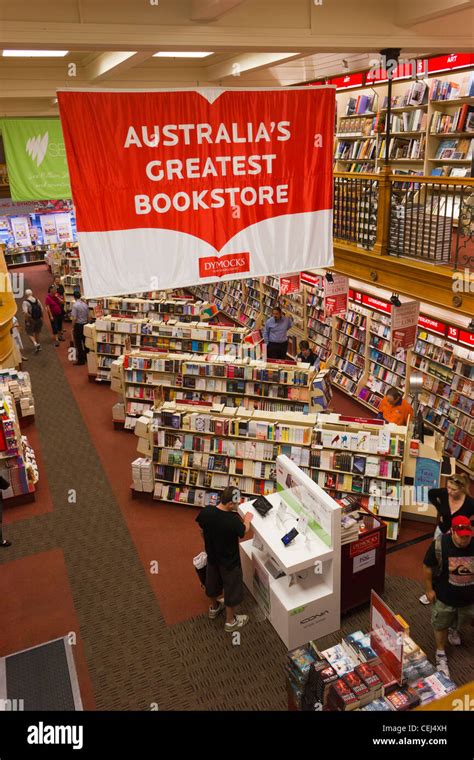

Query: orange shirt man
[378,387,414,426]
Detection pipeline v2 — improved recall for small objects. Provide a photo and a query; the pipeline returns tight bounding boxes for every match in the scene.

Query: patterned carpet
[1,276,472,709]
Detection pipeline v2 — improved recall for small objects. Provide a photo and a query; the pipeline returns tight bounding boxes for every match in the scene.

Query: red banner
[58,88,335,297]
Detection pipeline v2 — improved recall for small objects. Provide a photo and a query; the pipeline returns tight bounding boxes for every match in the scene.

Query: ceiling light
[468,318,474,332]
[325,272,334,284]
[2,50,69,57]
[390,293,402,307]
[342,59,349,73]
[153,52,212,59]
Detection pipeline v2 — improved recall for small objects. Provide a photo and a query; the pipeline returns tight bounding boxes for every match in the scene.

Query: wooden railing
[334,171,474,271]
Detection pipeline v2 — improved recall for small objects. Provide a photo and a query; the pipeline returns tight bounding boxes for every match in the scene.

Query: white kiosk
[239,455,341,650]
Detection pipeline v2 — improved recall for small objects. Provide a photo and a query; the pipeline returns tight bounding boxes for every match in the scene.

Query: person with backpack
[22,289,43,353]
[423,515,474,678]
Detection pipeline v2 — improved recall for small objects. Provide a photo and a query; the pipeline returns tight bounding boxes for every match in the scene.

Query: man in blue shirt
[263,306,292,360]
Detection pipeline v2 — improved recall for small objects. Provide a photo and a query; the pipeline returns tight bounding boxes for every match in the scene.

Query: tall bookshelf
[305,281,334,364]
[143,403,317,507]
[113,351,317,422]
[358,310,409,412]
[445,348,473,472]
[330,305,371,396]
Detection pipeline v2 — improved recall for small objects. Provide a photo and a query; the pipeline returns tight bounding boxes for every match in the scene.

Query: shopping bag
[193,551,207,586]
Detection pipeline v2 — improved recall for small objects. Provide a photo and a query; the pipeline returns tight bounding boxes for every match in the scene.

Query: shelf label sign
[329,73,364,90]
[391,299,420,352]
[58,87,335,297]
[323,273,349,316]
[370,591,404,686]
[457,330,474,348]
[417,315,447,336]
[279,273,301,295]
[300,271,322,287]
[428,53,474,74]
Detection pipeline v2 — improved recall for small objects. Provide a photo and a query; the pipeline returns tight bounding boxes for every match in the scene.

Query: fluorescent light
[2,50,69,57]
[153,51,212,59]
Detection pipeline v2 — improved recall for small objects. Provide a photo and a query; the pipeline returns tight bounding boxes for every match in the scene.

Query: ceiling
[0,0,472,115]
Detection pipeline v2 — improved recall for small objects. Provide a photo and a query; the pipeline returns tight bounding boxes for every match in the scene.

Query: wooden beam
[190,0,246,22]
[85,52,154,81]
[396,0,474,27]
[333,244,474,317]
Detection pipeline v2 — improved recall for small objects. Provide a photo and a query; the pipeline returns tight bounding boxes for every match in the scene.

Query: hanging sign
[300,271,323,288]
[0,119,71,201]
[323,273,349,316]
[10,216,32,247]
[417,315,447,337]
[428,53,474,74]
[54,213,73,243]
[391,299,420,352]
[279,273,301,295]
[40,214,58,244]
[58,87,335,297]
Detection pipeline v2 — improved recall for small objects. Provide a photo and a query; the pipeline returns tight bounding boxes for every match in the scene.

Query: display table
[238,454,341,650]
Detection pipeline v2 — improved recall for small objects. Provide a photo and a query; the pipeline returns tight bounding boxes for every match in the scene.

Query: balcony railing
[333,171,474,271]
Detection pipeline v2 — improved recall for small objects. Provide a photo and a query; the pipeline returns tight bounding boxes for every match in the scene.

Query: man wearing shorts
[423,515,474,678]
[196,486,253,632]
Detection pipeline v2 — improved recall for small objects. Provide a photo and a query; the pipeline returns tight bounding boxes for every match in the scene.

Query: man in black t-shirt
[196,486,253,632]
[423,515,474,678]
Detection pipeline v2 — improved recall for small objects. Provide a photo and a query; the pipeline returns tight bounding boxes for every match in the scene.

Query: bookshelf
[140,403,317,507]
[3,247,47,268]
[311,414,407,540]
[330,305,371,397]
[113,351,317,423]
[305,281,334,364]
[334,67,474,175]
[445,348,474,472]
[358,311,409,412]
[0,394,38,501]
[85,318,263,381]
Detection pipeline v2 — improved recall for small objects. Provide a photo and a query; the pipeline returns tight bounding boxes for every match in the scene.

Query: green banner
[0,119,71,201]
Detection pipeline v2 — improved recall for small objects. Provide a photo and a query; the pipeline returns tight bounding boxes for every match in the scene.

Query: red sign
[279,273,301,295]
[324,273,349,316]
[428,53,474,74]
[391,300,420,352]
[329,73,364,90]
[350,532,381,557]
[370,591,404,686]
[199,252,250,278]
[458,330,474,348]
[300,271,322,287]
[58,88,335,297]
[339,416,385,425]
[417,315,447,336]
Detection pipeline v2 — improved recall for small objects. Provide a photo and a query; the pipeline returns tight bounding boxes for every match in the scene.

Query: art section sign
[391,300,420,352]
[0,119,71,201]
[58,87,335,297]
[323,273,348,316]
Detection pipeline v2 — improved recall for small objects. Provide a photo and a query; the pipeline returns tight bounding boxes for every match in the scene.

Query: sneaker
[419,593,430,605]
[225,614,249,632]
[435,653,451,678]
[208,601,225,620]
[448,628,462,646]
[34,344,41,354]
[55,339,60,347]
[0,539,11,548]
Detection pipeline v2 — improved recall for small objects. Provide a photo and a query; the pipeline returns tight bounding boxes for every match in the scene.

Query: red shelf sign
[417,315,447,336]
[428,53,474,74]
[329,72,364,90]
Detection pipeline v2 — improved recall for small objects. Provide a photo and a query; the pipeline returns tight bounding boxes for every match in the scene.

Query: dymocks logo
[26,132,49,167]
[199,252,250,278]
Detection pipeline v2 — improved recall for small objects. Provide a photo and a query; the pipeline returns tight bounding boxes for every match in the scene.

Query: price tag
[298,515,309,536]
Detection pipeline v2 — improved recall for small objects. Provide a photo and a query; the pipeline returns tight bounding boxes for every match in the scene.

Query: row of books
[430,105,474,134]
[387,109,427,133]
[429,73,474,101]
[310,450,402,478]
[335,138,377,161]
[435,137,473,160]
[378,135,425,160]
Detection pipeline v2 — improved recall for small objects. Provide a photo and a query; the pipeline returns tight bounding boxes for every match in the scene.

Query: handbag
[193,551,207,586]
